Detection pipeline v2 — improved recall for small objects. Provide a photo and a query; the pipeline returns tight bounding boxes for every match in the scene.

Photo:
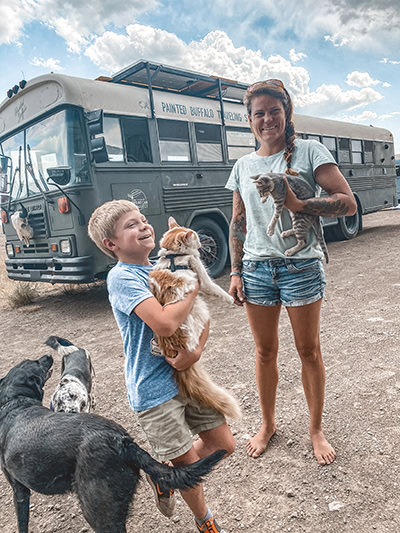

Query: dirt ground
[0,208,400,533]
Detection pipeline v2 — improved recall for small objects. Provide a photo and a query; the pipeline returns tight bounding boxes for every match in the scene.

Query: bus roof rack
[106,59,249,102]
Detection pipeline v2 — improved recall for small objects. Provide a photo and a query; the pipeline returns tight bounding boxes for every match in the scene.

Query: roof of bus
[0,68,394,143]
[109,59,248,101]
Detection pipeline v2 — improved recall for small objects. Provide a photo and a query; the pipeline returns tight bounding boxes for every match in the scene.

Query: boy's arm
[165,321,210,371]
[134,283,199,337]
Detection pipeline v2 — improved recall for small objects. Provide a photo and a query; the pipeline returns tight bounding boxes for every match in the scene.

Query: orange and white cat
[148,217,241,419]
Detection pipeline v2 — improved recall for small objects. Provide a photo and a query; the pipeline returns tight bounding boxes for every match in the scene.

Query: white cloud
[0,2,32,45]
[289,49,307,63]
[296,84,384,116]
[344,110,378,123]
[380,58,400,65]
[86,25,385,121]
[0,0,159,52]
[346,71,380,88]
[31,57,62,71]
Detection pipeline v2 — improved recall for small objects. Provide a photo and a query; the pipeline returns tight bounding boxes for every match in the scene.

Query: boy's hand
[165,345,201,371]
[165,320,209,371]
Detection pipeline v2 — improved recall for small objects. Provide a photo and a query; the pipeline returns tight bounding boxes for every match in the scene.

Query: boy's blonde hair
[88,200,139,258]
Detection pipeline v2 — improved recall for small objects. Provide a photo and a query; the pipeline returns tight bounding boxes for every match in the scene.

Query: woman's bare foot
[311,430,336,465]
[246,425,276,458]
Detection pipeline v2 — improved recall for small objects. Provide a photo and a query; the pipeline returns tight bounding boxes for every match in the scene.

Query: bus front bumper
[5,256,95,284]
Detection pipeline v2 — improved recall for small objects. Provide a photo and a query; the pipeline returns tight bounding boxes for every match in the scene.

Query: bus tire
[190,217,228,278]
[331,208,361,241]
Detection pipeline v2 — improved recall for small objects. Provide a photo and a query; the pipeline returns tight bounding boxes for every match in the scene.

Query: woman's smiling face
[248,93,286,152]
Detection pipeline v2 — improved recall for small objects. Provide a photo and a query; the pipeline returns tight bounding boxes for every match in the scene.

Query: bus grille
[28,212,47,238]
[21,242,49,255]
[163,186,232,211]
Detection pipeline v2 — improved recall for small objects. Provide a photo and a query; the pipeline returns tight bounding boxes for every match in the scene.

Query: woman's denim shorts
[242,258,326,307]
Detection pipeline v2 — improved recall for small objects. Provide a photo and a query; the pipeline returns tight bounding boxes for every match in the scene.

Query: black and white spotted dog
[45,336,95,413]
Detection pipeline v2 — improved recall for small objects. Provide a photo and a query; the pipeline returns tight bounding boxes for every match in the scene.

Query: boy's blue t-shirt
[107,261,179,412]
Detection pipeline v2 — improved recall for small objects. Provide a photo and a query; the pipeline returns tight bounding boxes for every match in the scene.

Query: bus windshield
[0,108,90,202]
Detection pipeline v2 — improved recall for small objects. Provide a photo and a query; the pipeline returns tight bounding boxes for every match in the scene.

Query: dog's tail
[45,335,79,356]
[123,438,226,492]
[176,364,242,419]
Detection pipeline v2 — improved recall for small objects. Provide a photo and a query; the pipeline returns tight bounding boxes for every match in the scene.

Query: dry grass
[0,232,40,308]
[5,282,39,308]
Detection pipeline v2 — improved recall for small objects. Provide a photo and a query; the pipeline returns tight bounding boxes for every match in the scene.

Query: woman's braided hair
[243,81,298,176]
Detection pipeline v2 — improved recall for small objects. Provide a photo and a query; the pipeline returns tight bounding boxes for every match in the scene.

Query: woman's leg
[286,299,336,465]
[245,302,282,458]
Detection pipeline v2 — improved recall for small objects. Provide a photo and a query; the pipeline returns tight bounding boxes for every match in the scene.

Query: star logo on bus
[128,189,149,211]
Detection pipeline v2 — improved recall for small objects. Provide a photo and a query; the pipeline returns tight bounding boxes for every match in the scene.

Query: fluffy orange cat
[148,217,241,419]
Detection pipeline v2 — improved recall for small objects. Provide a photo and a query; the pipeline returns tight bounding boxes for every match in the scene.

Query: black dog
[45,335,95,413]
[0,355,226,533]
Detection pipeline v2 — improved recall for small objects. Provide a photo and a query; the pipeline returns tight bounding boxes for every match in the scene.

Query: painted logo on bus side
[15,100,27,122]
[127,189,149,211]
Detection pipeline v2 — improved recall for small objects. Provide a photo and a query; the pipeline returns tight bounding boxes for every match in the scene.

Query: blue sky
[1,0,400,152]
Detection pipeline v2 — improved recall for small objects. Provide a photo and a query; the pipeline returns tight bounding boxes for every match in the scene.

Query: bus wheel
[190,217,228,278]
[332,209,361,240]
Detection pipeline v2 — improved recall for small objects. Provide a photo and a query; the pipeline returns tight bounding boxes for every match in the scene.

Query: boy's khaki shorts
[137,394,226,461]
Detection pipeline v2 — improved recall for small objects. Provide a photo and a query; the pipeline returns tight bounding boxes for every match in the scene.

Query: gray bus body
[0,61,397,282]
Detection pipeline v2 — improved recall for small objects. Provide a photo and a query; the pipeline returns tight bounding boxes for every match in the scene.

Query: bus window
[338,138,351,163]
[351,139,363,164]
[307,134,321,142]
[104,117,124,161]
[121,117,152,163]
[1,131,26,199]
[226,129,255,161]
[364,140,374,163]
[1,109,89,202]
[158,119,191,162]
[322,136,337,161]
[194,123,223,162]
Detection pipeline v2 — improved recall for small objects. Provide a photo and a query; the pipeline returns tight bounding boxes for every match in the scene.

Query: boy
[88,200,235,533]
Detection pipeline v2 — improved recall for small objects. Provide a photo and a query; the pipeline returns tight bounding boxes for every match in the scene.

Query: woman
[225,79,357,465]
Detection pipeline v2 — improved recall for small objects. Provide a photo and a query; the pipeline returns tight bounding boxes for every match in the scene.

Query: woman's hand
[229,275,246,306]
[283,177,305,212]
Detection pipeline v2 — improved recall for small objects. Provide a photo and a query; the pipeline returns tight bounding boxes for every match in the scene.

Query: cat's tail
[314,219,329,263]
[176,363,241,419]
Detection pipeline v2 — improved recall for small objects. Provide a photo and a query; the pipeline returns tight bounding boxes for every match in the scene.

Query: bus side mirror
[85,109,104,136]
[84,109,109,163]
[47,166,72,186]
[91,137,109,163]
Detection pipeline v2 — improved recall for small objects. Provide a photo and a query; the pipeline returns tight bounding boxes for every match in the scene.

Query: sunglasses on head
[247,79,286,91]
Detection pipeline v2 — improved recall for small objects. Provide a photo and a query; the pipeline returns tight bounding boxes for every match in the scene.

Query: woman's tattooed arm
[298,195,350,217]
[284,163,357,218]
[229,191,247,272]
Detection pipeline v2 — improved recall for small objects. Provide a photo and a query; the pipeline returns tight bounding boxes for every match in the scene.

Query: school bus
[0,60,397,282]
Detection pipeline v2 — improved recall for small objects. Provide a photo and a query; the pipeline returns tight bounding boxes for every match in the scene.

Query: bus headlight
[60,239,72,255]
[6,243,14,257]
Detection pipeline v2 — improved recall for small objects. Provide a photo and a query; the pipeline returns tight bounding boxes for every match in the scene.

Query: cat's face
[252,173,275,203]
[159,217,201,252]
